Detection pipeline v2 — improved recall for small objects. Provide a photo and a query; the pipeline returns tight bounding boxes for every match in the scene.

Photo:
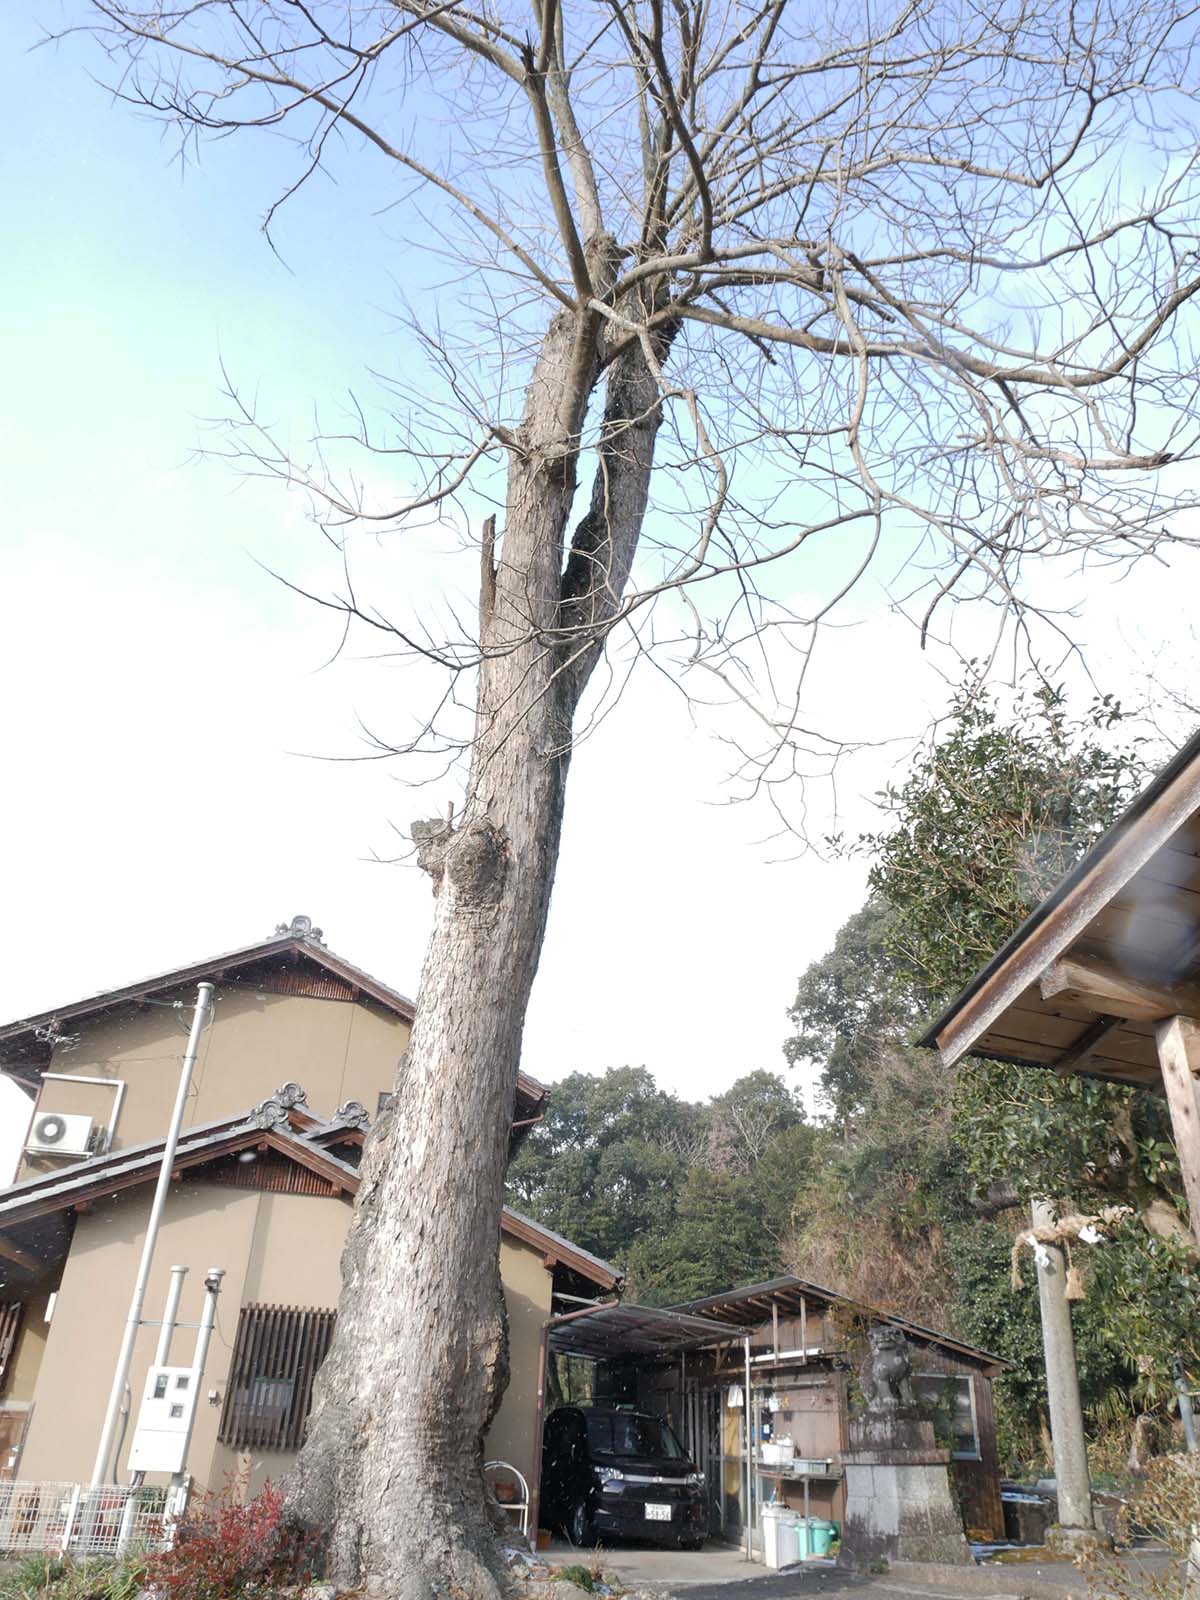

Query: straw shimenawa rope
[1011,1200,1195,1294]
[1011,1206,1133,1292]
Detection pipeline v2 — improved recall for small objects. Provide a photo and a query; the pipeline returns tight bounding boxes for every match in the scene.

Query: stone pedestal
[1045,1523,1109,1559]
[838,1413,971,1569]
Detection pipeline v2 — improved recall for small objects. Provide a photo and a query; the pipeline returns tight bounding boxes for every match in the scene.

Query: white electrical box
[128,1364,199,1473]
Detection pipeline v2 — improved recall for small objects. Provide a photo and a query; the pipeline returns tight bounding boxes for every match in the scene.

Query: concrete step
[887,1559,1131,1600]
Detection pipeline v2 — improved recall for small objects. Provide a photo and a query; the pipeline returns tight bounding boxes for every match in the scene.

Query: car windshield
[586,1412,686,1460]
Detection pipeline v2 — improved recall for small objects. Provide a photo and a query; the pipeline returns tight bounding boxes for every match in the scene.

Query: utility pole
[1030,1200,1102,1554]
[91,982,213,1487]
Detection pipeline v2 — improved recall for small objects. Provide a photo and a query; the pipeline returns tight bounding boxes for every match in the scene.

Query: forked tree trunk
[289,280,665,1600]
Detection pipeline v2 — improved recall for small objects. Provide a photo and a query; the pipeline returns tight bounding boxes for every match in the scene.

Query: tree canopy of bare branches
[57,0,1200,1594]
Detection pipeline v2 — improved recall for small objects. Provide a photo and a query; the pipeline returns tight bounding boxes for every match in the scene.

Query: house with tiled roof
[0,916,618,1521]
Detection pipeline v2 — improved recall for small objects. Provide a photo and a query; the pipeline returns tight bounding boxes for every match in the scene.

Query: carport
[545,1302,751,1551]
[540,1281,1007,1558]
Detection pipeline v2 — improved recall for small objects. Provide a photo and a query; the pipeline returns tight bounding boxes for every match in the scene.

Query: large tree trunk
[289,276,665,1600]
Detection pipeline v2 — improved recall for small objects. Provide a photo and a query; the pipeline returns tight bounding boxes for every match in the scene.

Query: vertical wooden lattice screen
[218,1304,336,1451]
[0,1304,22,1397]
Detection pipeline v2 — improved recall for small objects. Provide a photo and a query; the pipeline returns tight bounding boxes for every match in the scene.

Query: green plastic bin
[808,1519,837,1557]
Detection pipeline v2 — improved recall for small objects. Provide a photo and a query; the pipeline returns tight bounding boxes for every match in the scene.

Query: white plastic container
[761,1441,795,1466]
[761,1504,801,1568]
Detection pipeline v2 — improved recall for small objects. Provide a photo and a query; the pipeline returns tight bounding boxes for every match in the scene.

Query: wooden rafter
[0,1236,38,1273]
[1055,1014,1125,1073]
[1040,954,1200,1023]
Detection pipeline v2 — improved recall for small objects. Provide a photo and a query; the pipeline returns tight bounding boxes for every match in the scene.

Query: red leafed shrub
[146,1480,315,1600]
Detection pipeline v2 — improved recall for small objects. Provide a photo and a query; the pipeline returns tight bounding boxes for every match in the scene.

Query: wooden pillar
[1154,1016,1200,1251]
[1156,1019,1200,1600]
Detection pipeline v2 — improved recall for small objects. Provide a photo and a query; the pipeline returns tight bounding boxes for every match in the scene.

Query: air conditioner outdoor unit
[26,1112,95,1158]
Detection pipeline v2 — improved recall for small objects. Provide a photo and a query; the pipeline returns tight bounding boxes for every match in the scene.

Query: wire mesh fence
[0,1480,187,1556]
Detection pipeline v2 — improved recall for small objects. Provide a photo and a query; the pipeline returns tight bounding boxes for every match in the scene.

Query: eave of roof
[0,927,549,1121]
[0,932,415,1067]
[0,1109,364,1231]
[0,1106,613,1290]
[916,725,1200,1078]
[501,1207,622,1291]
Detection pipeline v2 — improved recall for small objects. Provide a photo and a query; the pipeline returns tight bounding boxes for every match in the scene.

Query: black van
[539,1405,708,1548]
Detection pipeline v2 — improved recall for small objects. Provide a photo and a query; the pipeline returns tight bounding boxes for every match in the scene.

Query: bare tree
[57,0,1200,1594]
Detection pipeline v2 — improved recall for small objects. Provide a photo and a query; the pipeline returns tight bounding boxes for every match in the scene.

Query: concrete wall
[17,1180,551,1504]
[20,988,410,1175]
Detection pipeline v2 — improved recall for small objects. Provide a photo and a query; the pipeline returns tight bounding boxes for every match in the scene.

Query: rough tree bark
[290,252,669,1600]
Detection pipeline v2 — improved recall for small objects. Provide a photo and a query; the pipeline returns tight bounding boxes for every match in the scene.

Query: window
[585,1412,686,1460]
[0,1304,22,1397]
[219,1304,336,1451]
[912,1374,979,1459]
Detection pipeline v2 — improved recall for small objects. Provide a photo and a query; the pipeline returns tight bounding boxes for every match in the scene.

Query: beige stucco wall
[229,1230,553,1500]
[18,1183,262,1486]
[208,1187,357,1495]
[487,1236,554,1502]
[20,989,410,1176]
[18,1180,551,1505]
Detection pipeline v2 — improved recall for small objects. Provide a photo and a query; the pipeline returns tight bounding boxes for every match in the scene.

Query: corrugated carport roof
[548,1280,1007,1373]
[548,1303,739,1359]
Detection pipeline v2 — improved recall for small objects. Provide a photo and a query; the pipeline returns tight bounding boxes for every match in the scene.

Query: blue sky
[3,2,1200,1177]
[0,4,874,1149]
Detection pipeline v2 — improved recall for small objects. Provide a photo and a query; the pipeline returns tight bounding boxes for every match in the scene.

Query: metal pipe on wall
[90,982,214,1487]
[155,1266,188,1367]
[743,1335,753,1561]
[170,1268,224,1484]
[189,1268,224,1385]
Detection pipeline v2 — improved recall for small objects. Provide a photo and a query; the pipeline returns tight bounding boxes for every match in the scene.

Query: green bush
[555,1563,596,1591]
[0,1554,146,1600]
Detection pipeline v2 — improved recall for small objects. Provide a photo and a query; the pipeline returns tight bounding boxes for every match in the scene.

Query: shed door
[0,1403,33,1481]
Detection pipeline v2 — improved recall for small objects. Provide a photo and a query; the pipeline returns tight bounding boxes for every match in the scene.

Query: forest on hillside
[507,686,1200,1474]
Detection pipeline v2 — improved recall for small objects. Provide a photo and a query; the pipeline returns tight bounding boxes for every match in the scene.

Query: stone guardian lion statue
[859,1323,916,1412]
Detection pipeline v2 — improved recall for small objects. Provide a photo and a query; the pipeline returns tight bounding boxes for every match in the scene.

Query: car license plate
[645,1503,672,1521]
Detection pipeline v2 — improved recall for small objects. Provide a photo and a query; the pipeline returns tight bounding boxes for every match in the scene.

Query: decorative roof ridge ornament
[33,1021,81,1052]
[332,1100,371,1132]
[273,914,325,946]
[251,1082,308,1129]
